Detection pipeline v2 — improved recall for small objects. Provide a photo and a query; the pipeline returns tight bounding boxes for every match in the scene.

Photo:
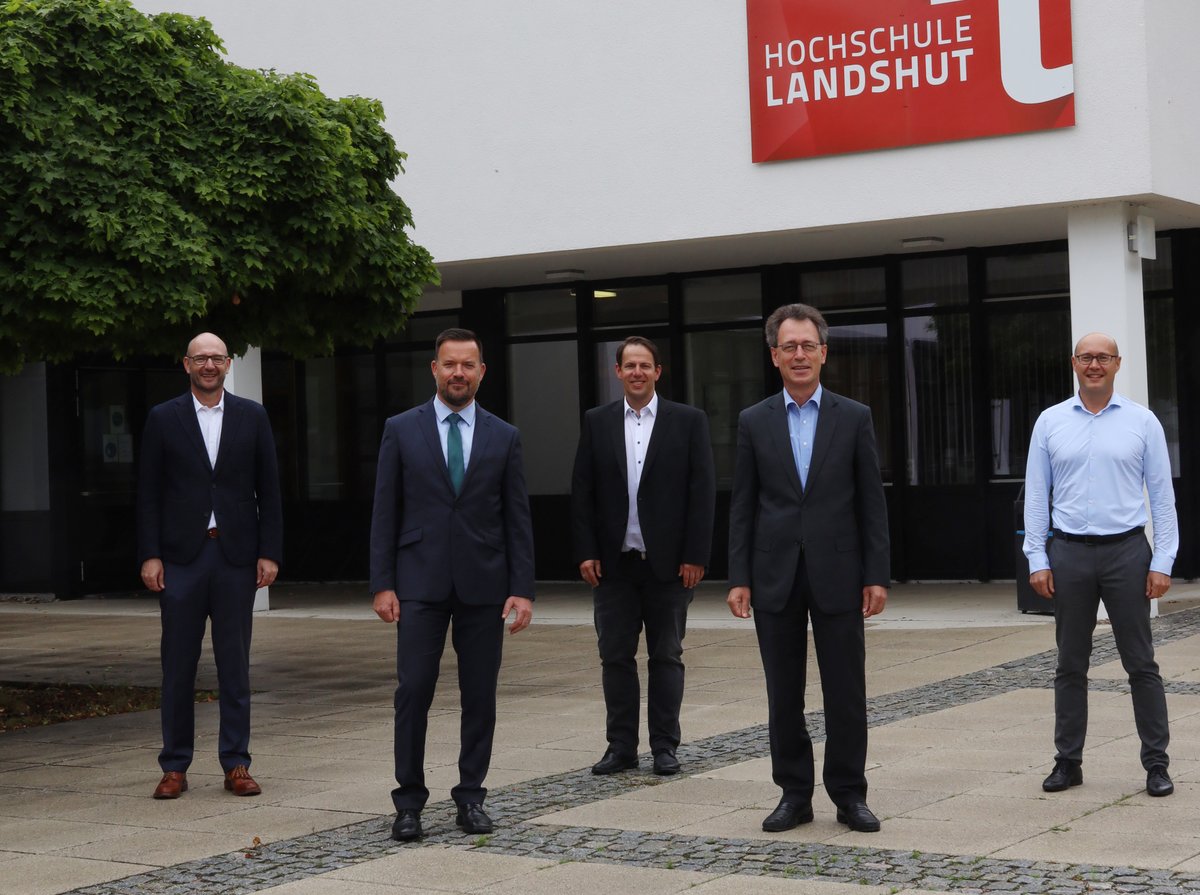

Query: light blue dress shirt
[434,397,475,469]
[784,384,822,489]
[1022,391,1177,576]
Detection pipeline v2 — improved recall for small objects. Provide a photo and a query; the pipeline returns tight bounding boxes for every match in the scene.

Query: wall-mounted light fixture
[1127,214,1156,260]
[900,236,945,249]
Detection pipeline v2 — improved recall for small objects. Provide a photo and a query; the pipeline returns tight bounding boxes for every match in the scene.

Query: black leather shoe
[1147,765,1174,797]
[1042,760,1083,792]
[391,809,422,842]
[456,802,494,833]
[653,751,680,776]
[836,802,881,832]
[761,799,814,832]
[591,750,638,775]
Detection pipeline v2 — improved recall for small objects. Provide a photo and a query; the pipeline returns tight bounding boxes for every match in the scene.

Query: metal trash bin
[1015,486,1054,614]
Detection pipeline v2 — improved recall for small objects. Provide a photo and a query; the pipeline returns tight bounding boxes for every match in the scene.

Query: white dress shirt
[621,393,658,553]
[193,391,224,528]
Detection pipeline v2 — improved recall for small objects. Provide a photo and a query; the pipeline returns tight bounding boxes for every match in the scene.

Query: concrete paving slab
[533,796,737,833]
[482,861,716,895]
[688,874,897,894]
[992,828,1200,869]
[326,844,555,890]
[0,816,138,853]
[257,878,444,895]
[56,827,256,865]
[0,854,156,895]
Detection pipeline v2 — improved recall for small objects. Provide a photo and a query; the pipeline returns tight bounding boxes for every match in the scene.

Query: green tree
[0,0,438,371]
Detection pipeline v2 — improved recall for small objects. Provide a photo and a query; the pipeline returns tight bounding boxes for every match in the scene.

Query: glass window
[903,315,974,485]
[1146,296,1179,475]
[800,267,885,310]
[592,284,669,328]
[262,356,300,500]
[825,324,892,482]
[505,288,577,336]
[986,308,1071,478]
[684,329,764,488]
[508,341,580,495]
[682,274,762,324]
[384,350,433,417]
[304,355,378,501]
[389,312,458,344]
[594,338,673,406]
[1143,238,1173,293]
[1,363,50,511]
[901,255,968,309]
[985,250,1069,297]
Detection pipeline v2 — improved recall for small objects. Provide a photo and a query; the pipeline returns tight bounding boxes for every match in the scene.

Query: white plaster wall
[133,1,1175,262]
[1144,0,1200,206]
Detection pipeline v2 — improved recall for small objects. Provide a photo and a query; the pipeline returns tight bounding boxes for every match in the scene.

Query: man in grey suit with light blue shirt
[1024,331,1177,798]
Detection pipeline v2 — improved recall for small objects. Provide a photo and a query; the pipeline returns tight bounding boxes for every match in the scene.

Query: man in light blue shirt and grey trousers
[1023,332,1178,798]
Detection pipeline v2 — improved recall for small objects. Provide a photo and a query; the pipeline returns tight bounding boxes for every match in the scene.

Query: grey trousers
[1050,533,1169,769]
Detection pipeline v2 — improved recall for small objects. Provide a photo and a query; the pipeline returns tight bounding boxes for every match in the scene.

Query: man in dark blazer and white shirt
[571,336,716,776]
[138,331,282,800]
[727,303,890,834]
[370,328,535,843]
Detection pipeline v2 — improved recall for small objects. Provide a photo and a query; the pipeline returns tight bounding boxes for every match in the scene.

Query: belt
[621,549,647,561]
[1052,526,1143,546]
[206,527,220,539]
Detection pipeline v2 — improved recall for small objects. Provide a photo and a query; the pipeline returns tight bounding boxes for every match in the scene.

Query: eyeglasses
[773,342,824,357]
[1073,353,1117,367]
[187,354,229,366]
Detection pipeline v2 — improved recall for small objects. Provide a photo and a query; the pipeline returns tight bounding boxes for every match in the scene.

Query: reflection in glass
[505,288,577,336]
[384,350,432,417]
[1143,239,1173,293]
[304,355,378,501]
[592,285,669,328]
[684,329,763,488]
[904,315,974,485]
[986,309,1070,478]
[1146,296,1179,474]
[800,267,885,310]
[682,274,762,325]
[901,255,968,309]
[825,324,892,482]
[508,341,580,495]
[985,251,1069,296]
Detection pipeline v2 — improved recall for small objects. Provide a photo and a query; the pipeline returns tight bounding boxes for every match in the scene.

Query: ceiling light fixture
[900,236,945,248]
[545,268,585,281]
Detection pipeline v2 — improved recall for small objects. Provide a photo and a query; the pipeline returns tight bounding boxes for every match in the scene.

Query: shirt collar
[624,392,659,418]
[1069,390,1124,415]
[192,391,224,413]
[434,396,476,426]
[784,383,822,411]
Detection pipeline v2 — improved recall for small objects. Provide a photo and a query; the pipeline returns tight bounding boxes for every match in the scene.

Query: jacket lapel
[640,398,669,482]
[417,401,454,493]
[171,393,212,472]
[463,406,494,494]
[608,401,628,483]
[213,393,243,474]
[767,394,804,502]
[804,390,839,503]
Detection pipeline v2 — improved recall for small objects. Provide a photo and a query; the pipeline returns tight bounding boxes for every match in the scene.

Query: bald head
[1073,332,1118,357]
[187,332,228,358]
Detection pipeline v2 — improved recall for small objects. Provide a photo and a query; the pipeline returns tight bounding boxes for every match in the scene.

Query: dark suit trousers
[392,594,505,811]
[753,554,868,807]
[159,538,256,772]
[593,551,692,756]
[1050,534,1169,769]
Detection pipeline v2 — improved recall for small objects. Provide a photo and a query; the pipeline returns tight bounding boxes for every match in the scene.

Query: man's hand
[679,563,705,589]
[862,585,887,618]
[256,558,279,589]
[140,558,165,592]
[1029,569,1055,599]
[373,589,401,623]
[727,586,751,619]
[579,559,602,588]
[503,596,534,634]
[1146,571,1171,600]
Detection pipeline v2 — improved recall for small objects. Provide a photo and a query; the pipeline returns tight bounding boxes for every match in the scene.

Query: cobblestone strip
[68,607,1200,895]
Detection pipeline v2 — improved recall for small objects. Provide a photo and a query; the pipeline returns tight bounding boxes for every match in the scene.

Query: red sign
[746,0,1074,162]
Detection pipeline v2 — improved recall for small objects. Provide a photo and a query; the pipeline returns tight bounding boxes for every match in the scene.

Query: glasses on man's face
[1074,353,1117,367]
[188,354,229,367]
[773,342,824,357]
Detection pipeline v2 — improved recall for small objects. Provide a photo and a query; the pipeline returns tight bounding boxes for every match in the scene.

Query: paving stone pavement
[44,603,1200,895]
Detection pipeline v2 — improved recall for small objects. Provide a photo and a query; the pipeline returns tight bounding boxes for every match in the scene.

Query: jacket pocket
[397,527,422,548]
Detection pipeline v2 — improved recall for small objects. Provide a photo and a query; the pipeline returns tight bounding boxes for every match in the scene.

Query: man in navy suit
[370,328,535,842]
[571,336,715,776]
[137,332,282,800]
[727,303,889,834]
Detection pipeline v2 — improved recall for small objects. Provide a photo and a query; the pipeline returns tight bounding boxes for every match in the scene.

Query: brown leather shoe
[152,771,188,799]
[223,765,262,796]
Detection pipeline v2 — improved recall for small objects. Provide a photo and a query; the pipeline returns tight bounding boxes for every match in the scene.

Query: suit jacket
[728,389,889,614]
[137,391,283,568]
[571,397,716,583]
[368,399,535,604]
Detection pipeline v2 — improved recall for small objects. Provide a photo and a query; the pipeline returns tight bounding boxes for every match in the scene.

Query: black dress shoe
[836,802,881,832]
[653,751,680,776]
[591,750,638,775]
[761,799,814,832]
[456,802,494,833]
[391,809,422,842]
[1042,759,1083,792]
[1147,765,1174,797]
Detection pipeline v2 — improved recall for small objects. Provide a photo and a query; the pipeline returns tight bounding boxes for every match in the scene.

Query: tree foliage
[0,0,438,371]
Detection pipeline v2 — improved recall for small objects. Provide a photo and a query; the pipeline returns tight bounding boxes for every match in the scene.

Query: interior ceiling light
[900,236,945,248]
[594,289,617,299]
[545,268,584,281]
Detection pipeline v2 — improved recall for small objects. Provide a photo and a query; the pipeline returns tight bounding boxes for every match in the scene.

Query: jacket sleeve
[683,408,716,567]
[369,421,402,593]
[136,407,165,564]
[727,408,758,587]
[254,405,284,564]
[503,428,536,599]
[570,412,599,564]
[852,404,890,587]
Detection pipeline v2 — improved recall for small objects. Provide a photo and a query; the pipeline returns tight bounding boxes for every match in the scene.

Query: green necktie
[447,412,464,495]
